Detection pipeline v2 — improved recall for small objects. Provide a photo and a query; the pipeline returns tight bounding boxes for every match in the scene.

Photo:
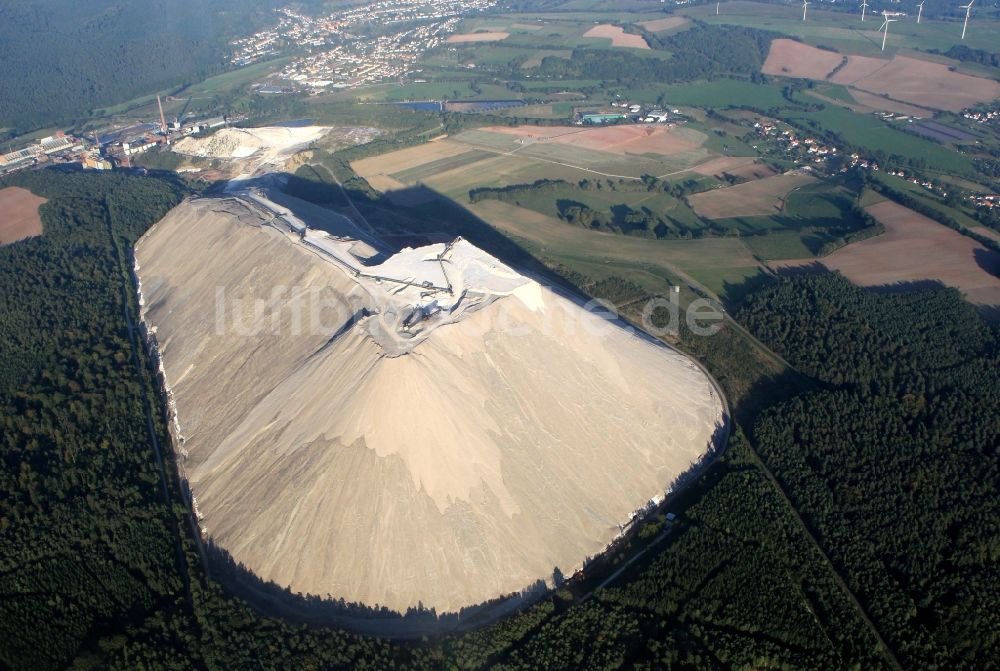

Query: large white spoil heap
[135,194,724,614]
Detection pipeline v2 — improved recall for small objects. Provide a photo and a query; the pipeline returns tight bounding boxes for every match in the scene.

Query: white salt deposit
[135,194,725,614]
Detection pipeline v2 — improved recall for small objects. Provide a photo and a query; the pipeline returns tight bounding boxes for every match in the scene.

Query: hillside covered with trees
[0,0,315,133]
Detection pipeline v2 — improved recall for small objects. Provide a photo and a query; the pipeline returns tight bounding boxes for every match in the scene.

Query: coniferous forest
[0,171,997,669]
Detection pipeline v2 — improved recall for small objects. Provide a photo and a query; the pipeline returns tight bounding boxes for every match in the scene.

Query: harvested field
[763,40,1000,112]
[827,54,887,85]
[0,187,46,245]
[581,24,650,49]
[688,172,815,220]
[469,124,706,157]
[557,125,704,156]
[520,50,571,69]
[774,201,1000,310]
[844,55,1000,112]
[391,149,494,183]
[415,154,590,199]
[359,126,714,197]
[762,39,843,79]
[446,31,509,43]
[639,16,690,32]
[691,156,776,180]
[847,89,930,117]
[974,227,1000,244]
[352,141,472,179]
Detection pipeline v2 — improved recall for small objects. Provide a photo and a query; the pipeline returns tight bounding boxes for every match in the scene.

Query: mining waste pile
[135,192,725,616]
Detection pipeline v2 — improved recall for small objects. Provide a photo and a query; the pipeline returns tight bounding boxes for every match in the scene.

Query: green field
[700,180,869,260]
[783,104,976,176]
[873,172,985,229]
[652,80,977,178]
[474,179,712,238]
[465,196,762,299]
[93,57,291,118]
[660,80,792,110]
[682,0,1000,57]
[185,57,292,95]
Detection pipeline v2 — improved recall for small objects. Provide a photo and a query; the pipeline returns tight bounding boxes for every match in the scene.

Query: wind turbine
[960,0,974,40]
[879,12,897,51]
[860,0,869,22]
[916,1,924,24]
[802,0,809,21]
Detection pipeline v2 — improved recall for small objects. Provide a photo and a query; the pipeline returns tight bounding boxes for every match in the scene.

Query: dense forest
[1,171,998,669]
[0,0,309,133]
[0,171,187,667]
[531,26,776,85]
[742,274,1000,669]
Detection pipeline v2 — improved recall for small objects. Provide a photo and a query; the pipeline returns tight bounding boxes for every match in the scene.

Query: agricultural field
[763,40,1000,112]
[681,0,1000,56]
[782,104,976,176]
[444,125,715,179]
[349,126,882,298]
[691,157,776,180]
[353,124,721,200]
[465,198,763,298]
[638,16,690,33]
[581,24,650,49]
[845,89,929,117]
[445,32,510,43]
[658,80,792,110]
[688,171,816,219]
[720,181,871,260]
[0,186,46,245]
[774,200,1000,311]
